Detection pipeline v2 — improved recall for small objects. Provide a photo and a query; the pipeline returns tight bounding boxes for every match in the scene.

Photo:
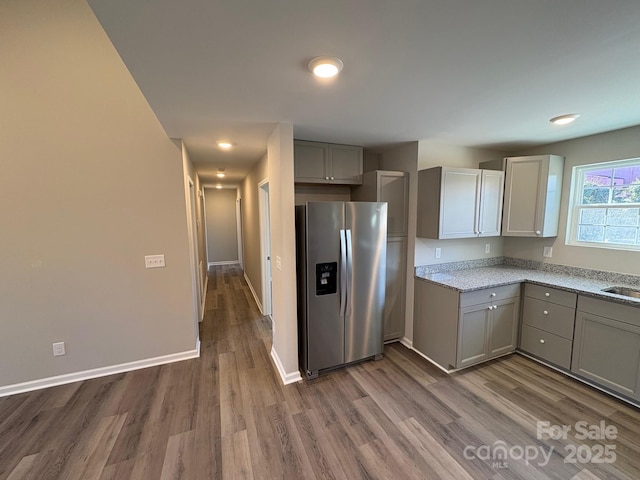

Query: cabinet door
[488,298,518,358]
[457,304,490,368]
[440,169,481,238]
[294,141,329,183]
[378,172,408,237]
[478,170,504,237]
[383,237,407,341]
[328,144,362,184]
[502,156,547,236]
[572,311,640,400]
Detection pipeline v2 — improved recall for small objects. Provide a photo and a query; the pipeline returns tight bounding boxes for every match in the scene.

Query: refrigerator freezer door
[344,202,387,363]
[305,202,345,373]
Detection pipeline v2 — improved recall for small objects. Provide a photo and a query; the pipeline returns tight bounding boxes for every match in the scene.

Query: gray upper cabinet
[417,167,504,239]
[352,170,409,236]
[294,140,363,185]
[502,155,564,237]
[572,296,640,401]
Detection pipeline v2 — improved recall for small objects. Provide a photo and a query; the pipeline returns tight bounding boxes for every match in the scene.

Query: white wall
[267,124,301,384]
[415,140,507,266]
[505,125,640,275]
[0,0,198,391]
[205,189,239,263]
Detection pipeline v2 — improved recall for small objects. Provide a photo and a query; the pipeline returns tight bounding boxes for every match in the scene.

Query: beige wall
[415,140,507,266]
[205,189,239,263]
[505,125,640,275]
[379,142,419,343]
[239,154,268,308]
[0,0,198,389]
[267,124,300,383]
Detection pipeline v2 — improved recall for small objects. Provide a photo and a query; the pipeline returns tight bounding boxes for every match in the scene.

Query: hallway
[1,265,640,479]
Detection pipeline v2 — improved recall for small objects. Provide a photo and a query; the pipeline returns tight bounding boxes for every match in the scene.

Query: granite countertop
[416,265,640,306]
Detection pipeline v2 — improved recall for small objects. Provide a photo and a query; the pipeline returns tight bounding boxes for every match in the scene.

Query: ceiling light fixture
[217,141,233,149]
[550,114,580,126]
[217,168,226,178]
[308,56,344,78]
[216,184,222,189]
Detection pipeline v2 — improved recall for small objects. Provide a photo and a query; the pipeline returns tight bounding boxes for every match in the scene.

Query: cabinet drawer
[522,297,575,339]
[525,283,577,308]
[460,284,520,307]
[520,324,572,369]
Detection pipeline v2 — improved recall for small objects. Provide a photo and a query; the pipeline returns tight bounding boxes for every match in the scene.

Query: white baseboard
[270,346,302,385]
[0,340,201,398]
[399,336,413,349]
[208,260,239,266]
[244,273,264,314]
[200,275,208,322]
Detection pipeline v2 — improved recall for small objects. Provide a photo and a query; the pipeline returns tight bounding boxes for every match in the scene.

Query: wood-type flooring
[1,265,640,479]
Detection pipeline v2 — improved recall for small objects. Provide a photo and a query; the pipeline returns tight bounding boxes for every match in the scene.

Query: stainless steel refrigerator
[295,201,388,379]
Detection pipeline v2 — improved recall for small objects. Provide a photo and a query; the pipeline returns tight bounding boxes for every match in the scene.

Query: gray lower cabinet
[414,280,520,370]
[519,283,576,369]
[572,296,640,401]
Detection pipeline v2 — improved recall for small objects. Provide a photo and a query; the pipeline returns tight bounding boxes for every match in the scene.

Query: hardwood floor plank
[160,430,195,480]
[219,351,246,437]
[221,429,254,480]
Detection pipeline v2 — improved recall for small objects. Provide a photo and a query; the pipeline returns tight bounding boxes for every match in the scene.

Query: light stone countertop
[415,265,640,307]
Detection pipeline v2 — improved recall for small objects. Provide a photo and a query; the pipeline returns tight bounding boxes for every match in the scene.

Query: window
[568,157,640,250]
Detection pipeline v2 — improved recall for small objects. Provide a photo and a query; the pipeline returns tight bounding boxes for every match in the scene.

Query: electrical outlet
[52,342,66,356]
[485,243,491,254]
[543,246,553,258]
[435,248,442,259]
[145,254,166,268]
[276,256,282,271]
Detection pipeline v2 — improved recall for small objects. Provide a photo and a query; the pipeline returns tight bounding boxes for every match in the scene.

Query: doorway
[258,179,272,317]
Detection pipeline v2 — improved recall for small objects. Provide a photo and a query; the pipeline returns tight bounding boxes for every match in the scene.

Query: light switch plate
[543,246,553,258]
[485,243,491,254]
[435,248,441,259]
[145,254,166,268]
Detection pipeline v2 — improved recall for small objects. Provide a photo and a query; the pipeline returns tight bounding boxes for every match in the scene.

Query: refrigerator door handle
[345,229,353,318]
[339,229,347,319]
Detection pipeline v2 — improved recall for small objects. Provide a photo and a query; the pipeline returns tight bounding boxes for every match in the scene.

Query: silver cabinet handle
[488,306,494,310]
[543,310,549,315]
[545,292,550,297]
[539,339,545,344]
[490,293,496,297]
[536,230,542,235]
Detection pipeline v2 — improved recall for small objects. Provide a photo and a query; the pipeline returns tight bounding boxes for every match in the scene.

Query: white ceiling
[87,0,640,186]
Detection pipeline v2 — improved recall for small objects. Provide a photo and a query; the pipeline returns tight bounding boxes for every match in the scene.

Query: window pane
[612,184,640,204]
[605,226,638,245]
[577,225,605,243]
[584,169,613,187]
[612,166,640,186]
[581,188,609,204]
[579,208,605,225]
[607,208,639,226]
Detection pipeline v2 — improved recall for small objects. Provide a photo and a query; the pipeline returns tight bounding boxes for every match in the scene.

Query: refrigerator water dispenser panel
[315,262,337,296]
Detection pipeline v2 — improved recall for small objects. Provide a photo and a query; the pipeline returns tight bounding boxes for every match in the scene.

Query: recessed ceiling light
[308,56,344,78]
[216,168,225,178]
[217,141,233,149]
[216,184,222,189]
[550,114,580,126]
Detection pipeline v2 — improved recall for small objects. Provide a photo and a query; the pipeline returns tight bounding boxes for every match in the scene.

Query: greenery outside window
[568,158,640,250]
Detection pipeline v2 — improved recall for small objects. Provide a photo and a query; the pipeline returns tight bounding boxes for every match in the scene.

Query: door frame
[258,179,272,316]
[187,177,203,324]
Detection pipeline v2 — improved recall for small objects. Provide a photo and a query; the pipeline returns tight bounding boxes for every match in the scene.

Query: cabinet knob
[545,292,550,297]
[536,230,542,235]
[490,293,496,297]
[325,176,329,180]
[488,306,494,310]
[330,176,335,180]
[543,310,549,315]
[539,339,545,344]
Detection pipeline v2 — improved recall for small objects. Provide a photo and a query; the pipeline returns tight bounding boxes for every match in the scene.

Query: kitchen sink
[601,286,640,298]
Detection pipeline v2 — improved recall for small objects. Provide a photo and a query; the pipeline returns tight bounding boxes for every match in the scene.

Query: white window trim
[566,157,640,252]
